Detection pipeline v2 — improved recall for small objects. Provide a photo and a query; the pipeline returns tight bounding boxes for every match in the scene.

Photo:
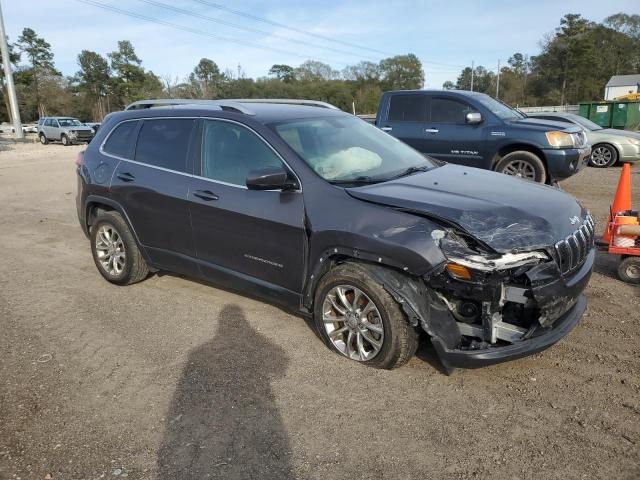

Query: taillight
[75,150,85,167]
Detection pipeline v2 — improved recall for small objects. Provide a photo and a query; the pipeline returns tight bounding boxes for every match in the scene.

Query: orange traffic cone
[603,163,632,243]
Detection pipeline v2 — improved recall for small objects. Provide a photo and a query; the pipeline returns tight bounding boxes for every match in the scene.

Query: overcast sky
[3,0,638,88]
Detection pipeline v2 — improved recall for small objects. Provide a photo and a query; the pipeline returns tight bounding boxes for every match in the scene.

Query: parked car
[374,90,591,184]
[76,98,594,371]
[38,116,95,145]
[84,122,101,134]
[0,123,37,134]
[526,112,640,168]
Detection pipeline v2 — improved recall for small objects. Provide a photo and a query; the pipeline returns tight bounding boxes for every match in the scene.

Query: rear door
[108,117,198,275]
[425,96,488,167]
[378,94,430,153]
[188,118,306,294]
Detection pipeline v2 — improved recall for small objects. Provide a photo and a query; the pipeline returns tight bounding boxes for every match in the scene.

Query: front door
[188,119,306,294]
[425,96,487,168]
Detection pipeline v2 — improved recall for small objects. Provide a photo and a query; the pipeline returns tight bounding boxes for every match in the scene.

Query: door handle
[116,172,135,182]
[193,189,219,201]
[381,126,393,131]
[425,128,439,134]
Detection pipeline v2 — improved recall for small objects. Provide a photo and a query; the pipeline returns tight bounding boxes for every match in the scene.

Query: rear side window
[135,119,194,172]
[103,121,138,158]
[387,95,428,122]
[431,98,477,123]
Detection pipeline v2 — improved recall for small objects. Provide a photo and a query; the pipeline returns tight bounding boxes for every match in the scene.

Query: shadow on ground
[157,304,293,479]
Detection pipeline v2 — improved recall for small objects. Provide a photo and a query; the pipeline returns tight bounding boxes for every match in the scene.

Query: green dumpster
[622,102,640,130]
[578,103,591,119]
[612,102,629,129]
[588,103,613,128]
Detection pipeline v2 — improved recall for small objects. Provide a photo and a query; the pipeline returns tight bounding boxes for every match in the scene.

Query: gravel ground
[0,141,638,480]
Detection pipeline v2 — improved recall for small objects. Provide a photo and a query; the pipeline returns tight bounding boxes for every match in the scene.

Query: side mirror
[465,112,483,125]
[246,166,298,191]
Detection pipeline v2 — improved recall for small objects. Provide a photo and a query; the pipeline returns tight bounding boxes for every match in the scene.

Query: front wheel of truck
[495,150,547,183]
[313,263,419,369]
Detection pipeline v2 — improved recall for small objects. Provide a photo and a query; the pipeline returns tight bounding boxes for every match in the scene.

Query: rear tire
[589,144,618,168]
[313,263,418,369]
[39,133,48,145]
[90,211,149,285]
[495,150,547,183]
[618,256,640,284]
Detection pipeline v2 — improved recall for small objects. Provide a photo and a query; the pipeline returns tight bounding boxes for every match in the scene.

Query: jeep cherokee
[76,99,594,371]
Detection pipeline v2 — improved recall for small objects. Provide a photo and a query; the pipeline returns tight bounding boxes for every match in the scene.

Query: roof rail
[228,99,340,110]
[124,99,255,115]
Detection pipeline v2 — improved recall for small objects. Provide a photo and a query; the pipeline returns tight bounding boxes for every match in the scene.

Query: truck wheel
[313,263,418,369]
[61,134,71,146]
[39,133,48,145]
[90,211,149,285]
[618,256,640,284]
[495,151,547,183]
[589,144,618,168]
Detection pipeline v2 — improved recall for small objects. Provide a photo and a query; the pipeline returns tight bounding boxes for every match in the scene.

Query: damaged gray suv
[76,99,594,372]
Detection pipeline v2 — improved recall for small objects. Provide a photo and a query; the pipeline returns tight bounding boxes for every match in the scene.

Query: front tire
[589,144,618,168]
[618,256,640,284]
[495,150,547,183]
[313,263,418,369]
[39,133,48,145]
[61,134,71,146]
[90,211,149,285]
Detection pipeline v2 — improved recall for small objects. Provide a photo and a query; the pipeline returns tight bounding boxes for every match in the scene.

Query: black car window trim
[195,116,302,192]
[99,116,301,191]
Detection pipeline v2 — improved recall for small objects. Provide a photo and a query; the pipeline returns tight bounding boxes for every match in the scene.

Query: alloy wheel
[501,160,536,180]
[625,263,640,280]
[95,225,126,276]
[590,146,612,167]
[322,285,385,361]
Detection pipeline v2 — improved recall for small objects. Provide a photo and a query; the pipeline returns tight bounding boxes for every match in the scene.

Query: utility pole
[470,60,474,92]
[496,59,501,99]
[0,0,23,140]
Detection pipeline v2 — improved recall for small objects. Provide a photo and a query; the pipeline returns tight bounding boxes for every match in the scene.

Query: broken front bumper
[431,248,594,371]
[432,294,586,371]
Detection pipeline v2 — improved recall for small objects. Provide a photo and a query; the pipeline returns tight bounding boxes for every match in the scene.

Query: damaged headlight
[439,233,550,280]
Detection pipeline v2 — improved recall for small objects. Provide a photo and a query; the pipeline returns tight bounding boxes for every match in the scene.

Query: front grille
[554,215,594,275]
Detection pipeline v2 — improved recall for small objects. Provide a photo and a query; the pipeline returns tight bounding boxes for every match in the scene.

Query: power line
[135,0,382,63]
[189,0,392,57]
[74,0,350,66]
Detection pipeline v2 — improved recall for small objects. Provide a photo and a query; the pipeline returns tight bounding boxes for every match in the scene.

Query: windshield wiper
[384,165,431,181]
[329,175,384,186]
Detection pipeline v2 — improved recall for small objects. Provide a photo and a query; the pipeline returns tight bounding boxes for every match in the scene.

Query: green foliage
[379,54,424,90]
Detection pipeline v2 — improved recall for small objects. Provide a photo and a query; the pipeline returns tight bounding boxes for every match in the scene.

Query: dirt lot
[0,140,638,480]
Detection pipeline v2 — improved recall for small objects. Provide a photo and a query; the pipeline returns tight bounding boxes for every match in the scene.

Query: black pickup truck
[374,90,591,183]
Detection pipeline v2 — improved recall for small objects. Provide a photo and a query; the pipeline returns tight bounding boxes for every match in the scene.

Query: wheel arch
[84,196,151,264]
[492,143,548,171]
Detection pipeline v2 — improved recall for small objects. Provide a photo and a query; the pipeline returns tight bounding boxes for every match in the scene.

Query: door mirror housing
[246,166,298,191]
[466,112,483,125]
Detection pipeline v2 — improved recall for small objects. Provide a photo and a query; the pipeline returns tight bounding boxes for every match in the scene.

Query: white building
[604,74,640,100]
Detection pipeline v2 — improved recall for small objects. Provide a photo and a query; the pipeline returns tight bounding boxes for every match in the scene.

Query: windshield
[568,114,603,131]
[58,118,83,127]
[271,116,436,185]
[474,94,524,120]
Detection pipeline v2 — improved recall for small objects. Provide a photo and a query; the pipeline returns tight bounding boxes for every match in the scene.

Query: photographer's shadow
[158,304,293,479]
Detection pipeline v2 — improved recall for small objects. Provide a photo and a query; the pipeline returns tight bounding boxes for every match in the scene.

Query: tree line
[444,13,640,106]
[0,12,638,123]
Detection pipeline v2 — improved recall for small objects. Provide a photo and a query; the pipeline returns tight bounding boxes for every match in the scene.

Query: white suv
[38,117,95,145]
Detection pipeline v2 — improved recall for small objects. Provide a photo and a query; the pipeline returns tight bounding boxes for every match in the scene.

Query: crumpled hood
[347,164,587,253]
[509,117,583,133]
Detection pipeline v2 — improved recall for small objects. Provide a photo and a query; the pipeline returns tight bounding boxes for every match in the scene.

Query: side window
[103,121,139,158]
[135,119,194,172]
[431,98,477,124]
[44,118,52,127]
[201,120,283,186]
[52,119,60,127]
[387,95,429,122]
